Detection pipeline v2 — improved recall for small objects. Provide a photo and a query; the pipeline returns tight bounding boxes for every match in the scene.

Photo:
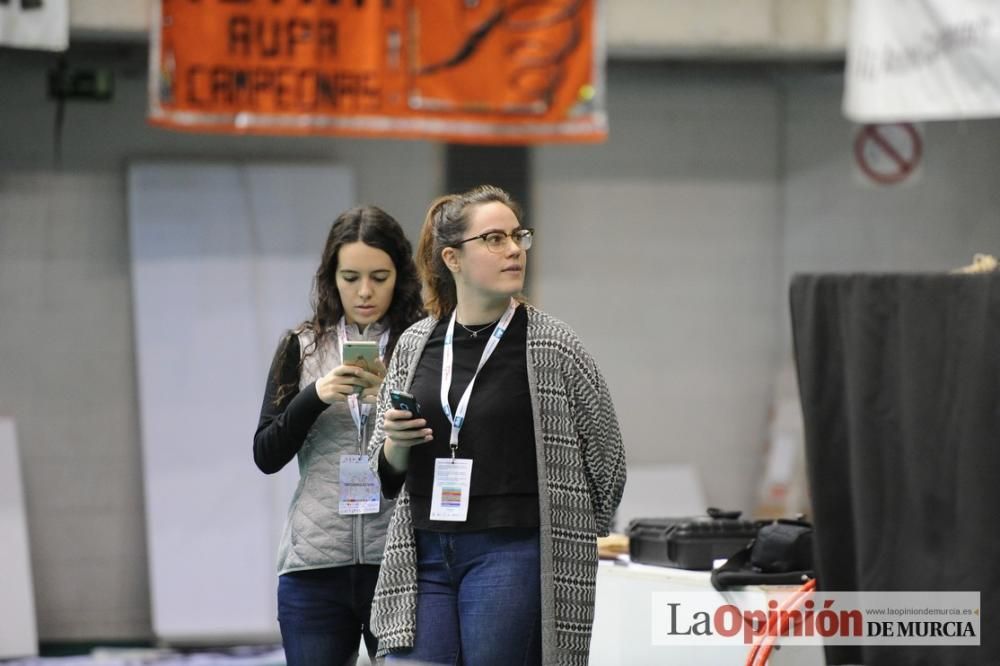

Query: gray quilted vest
[275,323,395,575]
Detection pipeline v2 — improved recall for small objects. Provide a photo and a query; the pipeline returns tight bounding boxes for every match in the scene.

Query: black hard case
[627,516,760,570]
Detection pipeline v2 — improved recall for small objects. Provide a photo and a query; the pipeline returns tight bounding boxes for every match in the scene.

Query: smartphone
[342,340,380,369]
[342,340,379,394]
[389,390,423,419]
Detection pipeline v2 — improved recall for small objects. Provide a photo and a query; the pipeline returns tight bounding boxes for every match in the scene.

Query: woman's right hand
[315,364,382,404]
[383,409,433,447]
[382,409,433,470]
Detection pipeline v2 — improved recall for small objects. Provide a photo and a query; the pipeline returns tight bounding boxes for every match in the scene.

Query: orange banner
[149,0,606,144]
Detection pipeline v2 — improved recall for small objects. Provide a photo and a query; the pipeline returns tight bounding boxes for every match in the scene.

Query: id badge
[430,458,473,522]
[339,454,381,515]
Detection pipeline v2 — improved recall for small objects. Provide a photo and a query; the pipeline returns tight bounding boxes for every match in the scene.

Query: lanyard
[337,318,389,445]
[440,299,518,459]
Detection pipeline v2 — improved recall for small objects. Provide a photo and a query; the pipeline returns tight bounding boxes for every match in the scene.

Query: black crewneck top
[379,305,539,531]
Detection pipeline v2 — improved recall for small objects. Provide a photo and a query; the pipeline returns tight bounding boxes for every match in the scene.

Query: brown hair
[415,184,523,318]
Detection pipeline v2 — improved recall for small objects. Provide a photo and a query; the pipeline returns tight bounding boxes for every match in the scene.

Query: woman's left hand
[357,357,387,404]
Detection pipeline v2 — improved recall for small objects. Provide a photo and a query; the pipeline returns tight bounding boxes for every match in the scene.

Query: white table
[589,559,826,666]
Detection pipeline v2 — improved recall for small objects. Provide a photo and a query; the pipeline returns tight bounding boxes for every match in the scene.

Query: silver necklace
[457,316,501,338]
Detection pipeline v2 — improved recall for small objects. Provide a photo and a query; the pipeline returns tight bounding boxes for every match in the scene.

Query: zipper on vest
[355,514,364,564]
[355,427,365,564]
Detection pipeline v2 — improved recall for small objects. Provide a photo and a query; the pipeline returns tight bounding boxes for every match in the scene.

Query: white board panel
[0,418,38,658]
[128,162,353,641]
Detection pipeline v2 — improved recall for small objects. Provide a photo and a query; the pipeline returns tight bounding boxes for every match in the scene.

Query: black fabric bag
[710,519,814,591]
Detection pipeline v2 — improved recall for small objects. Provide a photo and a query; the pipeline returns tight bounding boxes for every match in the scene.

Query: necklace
[456,315,501,338]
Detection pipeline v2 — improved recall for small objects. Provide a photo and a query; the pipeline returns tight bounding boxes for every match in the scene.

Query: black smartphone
[389,390,423,419]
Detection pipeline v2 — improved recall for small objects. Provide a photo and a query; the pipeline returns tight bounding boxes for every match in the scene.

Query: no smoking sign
[853,123,923,186]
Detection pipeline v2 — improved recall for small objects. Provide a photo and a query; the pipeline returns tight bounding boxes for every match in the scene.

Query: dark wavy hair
[273,205,424,404]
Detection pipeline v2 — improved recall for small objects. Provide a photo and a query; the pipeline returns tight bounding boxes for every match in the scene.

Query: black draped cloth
[790,273,1000,666]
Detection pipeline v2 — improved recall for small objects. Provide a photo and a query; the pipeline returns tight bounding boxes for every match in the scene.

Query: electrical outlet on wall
[48,63,114,101]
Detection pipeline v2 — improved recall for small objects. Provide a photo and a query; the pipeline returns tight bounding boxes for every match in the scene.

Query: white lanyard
[337,318,389,445]
[440,299,518,459]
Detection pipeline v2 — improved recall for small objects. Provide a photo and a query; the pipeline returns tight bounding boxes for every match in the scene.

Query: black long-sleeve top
[253,334,330,473]
[379,305,539,531]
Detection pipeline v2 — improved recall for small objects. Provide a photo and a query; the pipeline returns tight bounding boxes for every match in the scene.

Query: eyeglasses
[453,228,534,253]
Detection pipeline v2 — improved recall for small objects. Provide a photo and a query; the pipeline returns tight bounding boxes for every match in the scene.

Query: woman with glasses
[365,185,627,666]
[253,206,424,666]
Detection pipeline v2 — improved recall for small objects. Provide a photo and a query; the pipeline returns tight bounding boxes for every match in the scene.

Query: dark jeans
[387,527,542,666]
[278,564,380,666]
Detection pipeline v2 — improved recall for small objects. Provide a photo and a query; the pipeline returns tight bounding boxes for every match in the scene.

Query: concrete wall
[533,62,783,512]
[782,72,1000,278]
[777,71,1000,354]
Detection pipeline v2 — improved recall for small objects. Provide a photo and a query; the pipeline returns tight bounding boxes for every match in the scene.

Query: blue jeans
[278,565,380,666]
[387,527,542,666]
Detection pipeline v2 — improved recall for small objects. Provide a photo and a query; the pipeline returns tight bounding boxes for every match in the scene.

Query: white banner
[0,0,68,51]
[843,0,1000,122]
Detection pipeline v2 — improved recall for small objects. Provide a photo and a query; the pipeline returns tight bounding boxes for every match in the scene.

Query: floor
[1,645,286,666]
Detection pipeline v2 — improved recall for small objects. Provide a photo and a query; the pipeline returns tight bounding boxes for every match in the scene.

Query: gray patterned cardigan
[366,306,627,666]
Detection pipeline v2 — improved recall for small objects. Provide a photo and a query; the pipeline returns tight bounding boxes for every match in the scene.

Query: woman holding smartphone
[366,185,627,666]
[253,206,423,666]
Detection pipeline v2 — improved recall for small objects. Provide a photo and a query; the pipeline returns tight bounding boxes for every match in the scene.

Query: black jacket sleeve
[253,332,330,474]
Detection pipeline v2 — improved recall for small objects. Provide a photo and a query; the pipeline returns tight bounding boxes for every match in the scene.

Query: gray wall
[782,72,1000,282]
[778,73,1000,360]
[0,45,442,641]
[533,62,783,511]
[0,169,149,641]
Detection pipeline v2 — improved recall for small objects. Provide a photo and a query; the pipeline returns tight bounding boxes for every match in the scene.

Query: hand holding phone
[384,391,433,464]
[342,340,379,370]
[389,390,423,419]
[341,340,382,395]
[314,341,383,403]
